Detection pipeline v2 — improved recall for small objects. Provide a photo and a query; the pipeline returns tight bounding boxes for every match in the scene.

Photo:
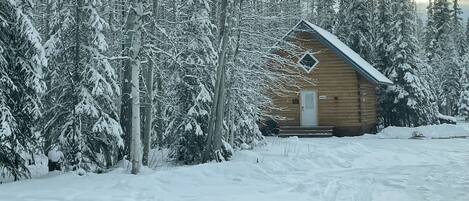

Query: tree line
[1,0,467,181]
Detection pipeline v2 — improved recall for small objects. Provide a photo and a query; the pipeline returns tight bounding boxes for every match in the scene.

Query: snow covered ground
[1,135,469,201]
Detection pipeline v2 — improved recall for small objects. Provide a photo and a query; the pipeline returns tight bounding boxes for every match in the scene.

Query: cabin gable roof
[280,20,393,86]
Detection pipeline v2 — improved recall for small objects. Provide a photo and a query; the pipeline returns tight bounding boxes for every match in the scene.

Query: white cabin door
[300,90,318,127]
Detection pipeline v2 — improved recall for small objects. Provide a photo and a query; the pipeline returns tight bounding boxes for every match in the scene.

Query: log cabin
[266,20,393,137]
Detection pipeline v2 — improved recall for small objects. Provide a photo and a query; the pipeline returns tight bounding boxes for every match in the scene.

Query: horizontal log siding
[358,76,378,125]
[270,31,378,129]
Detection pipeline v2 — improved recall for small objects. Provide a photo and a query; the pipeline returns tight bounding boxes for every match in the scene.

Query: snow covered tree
[314,0,336,32]
[451,0,467,56]
[424,0,437,58]
[204,0,234,162]
[374,0,393,73]
[0,0,46,180]
[458,55,469,120]
[122,0,145,174]
[381,0,439,127]
[42,0,123,172]
[335,0,375,62]
[425,0,460,116]
[170,0,218,164]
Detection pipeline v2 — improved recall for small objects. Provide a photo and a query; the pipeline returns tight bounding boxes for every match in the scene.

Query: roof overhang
[276,20,393,86]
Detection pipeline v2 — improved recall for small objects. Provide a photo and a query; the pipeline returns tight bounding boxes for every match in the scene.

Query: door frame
[300,90,318,127]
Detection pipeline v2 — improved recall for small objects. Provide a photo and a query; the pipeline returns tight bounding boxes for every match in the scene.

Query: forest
[1,0,468,182]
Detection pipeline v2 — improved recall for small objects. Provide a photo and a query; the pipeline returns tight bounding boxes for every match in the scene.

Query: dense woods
[1,0,469,181]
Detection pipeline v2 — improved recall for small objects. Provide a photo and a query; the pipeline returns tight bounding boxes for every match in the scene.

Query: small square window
[299,53,319,72]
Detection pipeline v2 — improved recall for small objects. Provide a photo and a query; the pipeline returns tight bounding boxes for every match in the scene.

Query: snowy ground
[1,135,469,201]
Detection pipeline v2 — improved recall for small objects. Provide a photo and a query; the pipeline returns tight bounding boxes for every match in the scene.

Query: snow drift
[367,124,469,139]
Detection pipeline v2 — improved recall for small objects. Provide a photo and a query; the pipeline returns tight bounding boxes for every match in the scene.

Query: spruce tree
[458,55,469,120]
[375,0,393,73]
[315,0,336,32]
[171,0,217,164]
[381,0,439,127]
[335,0,374,62]
[42,0,122,171]
[0,0,47,180]
[427,0,460,116]
[451,0,467,56]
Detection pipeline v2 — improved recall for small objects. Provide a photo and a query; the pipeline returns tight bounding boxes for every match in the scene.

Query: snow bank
[437,113,457,123]
[367,124,469,139]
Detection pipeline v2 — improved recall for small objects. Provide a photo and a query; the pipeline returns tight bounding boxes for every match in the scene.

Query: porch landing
[278,126,334,138]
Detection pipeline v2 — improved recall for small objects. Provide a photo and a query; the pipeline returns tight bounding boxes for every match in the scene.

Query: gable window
[299,53,319,72]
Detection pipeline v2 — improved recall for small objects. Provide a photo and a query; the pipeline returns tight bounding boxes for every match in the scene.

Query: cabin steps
[278,126,334,138]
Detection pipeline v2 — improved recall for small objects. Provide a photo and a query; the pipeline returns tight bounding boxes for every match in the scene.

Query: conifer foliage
[170,0,224,164]
[380,0,439,127]
[41,0,122,171]
[0,0,47,180]
[3,0,469,181]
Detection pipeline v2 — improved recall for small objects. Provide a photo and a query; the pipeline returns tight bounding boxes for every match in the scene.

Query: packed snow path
[1,137,469,201]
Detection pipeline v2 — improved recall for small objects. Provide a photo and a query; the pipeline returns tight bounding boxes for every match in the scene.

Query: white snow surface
[437,113,457,122]
[1,136,469,201]
[47,149,64,162]
[302,20,393,85]
[364,124,469,139]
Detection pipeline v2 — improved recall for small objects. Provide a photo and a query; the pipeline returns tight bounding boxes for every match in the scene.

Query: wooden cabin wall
[269,31,378,135]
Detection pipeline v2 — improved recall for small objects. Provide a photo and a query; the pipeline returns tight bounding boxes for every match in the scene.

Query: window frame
[298,52,319,73]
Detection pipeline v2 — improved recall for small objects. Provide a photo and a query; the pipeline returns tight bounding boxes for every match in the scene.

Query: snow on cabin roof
[282,20,393,85]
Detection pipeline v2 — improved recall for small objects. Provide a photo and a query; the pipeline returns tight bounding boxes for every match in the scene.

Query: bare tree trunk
[155,72,164,146]
[130,55,141,174]
[142,0,159,166]
[123,0,143,174]
[142,63,152,166]
[204,0,230,162]
[119,0,132,161]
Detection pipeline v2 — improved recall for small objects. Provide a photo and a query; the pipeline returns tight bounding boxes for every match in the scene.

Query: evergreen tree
[451,0,467,56]
[458,55,469,120]
[465,18,469,43]
[171,0,218,164]
[424,0,437,59]
[335,0,374,62]
[42,0,122,171]
[426,0,460,116]
[375,0,393,73]
[0,0,47,180]
[315,0,336,32]
[381,0,439,127]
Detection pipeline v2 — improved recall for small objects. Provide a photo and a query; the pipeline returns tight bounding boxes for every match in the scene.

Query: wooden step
[278,133,333,138]
[278,126,334,138]
[279,129,333,134]
[280,126,334,131]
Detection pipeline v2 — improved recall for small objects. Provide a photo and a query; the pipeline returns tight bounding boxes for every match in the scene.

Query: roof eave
[297,20,393,86]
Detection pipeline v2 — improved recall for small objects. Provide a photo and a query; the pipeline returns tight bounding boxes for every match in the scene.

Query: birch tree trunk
[123,0,143,174]
[142,0,158,166]
[142,63,152,166]
[204,0,230,162]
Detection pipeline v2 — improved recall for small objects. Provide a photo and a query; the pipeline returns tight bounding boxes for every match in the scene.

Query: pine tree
[0,0,47,180]
[381,0,439,127]
[42,0,122,172]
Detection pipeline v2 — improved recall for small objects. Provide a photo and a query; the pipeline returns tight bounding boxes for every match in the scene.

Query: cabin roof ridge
[279,19,393,86]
